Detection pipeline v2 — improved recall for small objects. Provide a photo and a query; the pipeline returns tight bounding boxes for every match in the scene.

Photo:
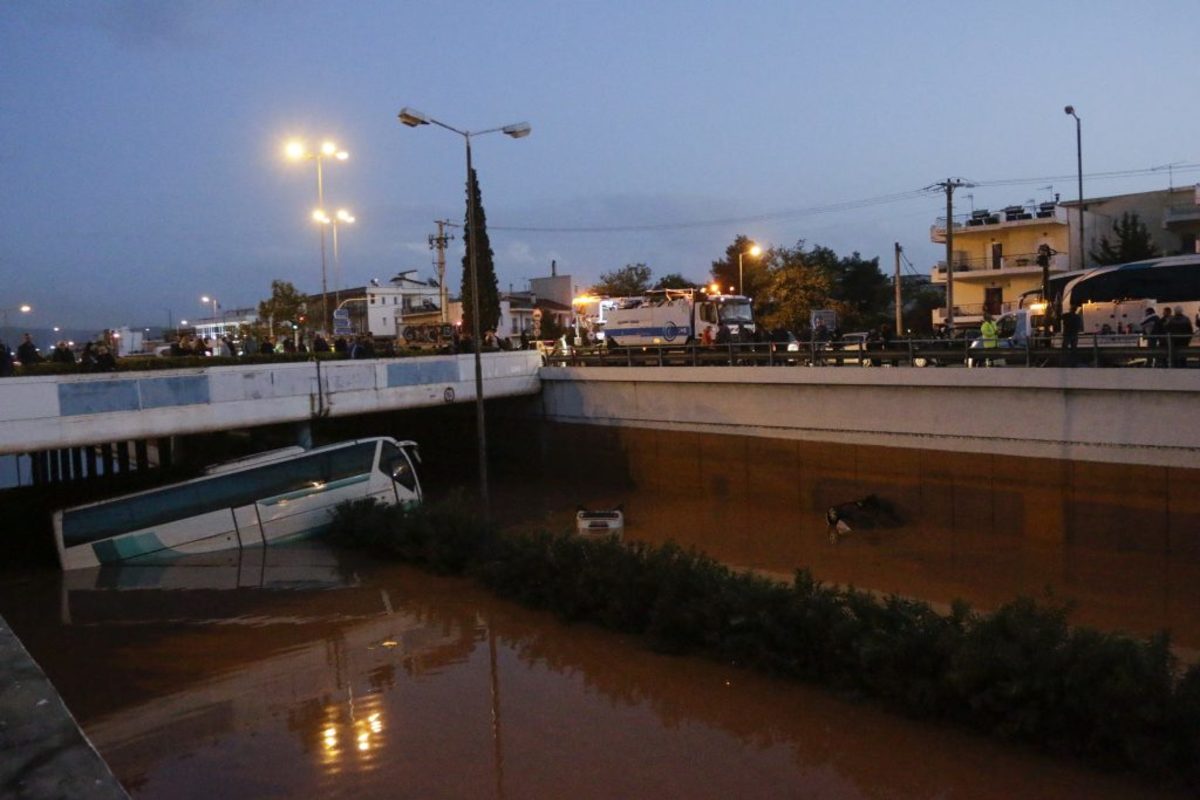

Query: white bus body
[53,437,421,571]
[1062,254,1200,325]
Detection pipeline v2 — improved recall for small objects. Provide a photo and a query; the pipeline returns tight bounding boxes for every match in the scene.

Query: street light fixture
[314,208,356,309]
[286,138,349,331]
[738,243,762,296]
[398,106,531,519]
[1064,105,1084,268]
[1,303,32,338]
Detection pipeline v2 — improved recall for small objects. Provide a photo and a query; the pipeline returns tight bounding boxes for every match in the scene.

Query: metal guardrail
[544,336,1200,369]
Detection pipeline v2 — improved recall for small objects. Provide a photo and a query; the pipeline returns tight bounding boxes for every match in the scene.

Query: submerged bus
[54,437,422,571]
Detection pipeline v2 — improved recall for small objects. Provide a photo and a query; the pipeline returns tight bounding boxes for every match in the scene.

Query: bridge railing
[545,336,1200,369]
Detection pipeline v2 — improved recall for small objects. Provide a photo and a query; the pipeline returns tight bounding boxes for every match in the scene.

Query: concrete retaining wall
[538,366,1200,468]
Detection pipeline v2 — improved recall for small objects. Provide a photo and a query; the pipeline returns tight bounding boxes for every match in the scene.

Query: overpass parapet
[0,352,542,455]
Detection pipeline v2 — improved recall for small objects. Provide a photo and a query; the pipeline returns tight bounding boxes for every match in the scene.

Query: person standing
[50,341,76,364]
[1062,305,1081,366]
[0,340,13,377]
[1141,307,1162,367]
[16,333,41,365]
[1165,305,1194,368]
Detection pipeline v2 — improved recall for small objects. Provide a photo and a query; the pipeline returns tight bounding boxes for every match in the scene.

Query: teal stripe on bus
[93,531,167,564]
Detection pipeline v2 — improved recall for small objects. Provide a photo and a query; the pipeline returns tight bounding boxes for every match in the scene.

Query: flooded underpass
[0,545,1182,800]
[1,414,1197,798]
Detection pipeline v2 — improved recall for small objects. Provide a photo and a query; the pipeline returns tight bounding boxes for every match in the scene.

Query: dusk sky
[2,1,1198,331]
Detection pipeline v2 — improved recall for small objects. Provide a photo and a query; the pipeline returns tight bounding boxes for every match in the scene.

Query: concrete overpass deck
[0,351,541,456]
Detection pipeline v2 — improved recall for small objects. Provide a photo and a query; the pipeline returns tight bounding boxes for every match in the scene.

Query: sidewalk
[0,613,128,799]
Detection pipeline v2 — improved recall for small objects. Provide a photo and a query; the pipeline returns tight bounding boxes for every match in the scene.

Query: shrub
[326,498,1200,788]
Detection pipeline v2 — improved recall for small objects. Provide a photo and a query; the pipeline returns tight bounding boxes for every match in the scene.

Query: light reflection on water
[0,543,1185,800]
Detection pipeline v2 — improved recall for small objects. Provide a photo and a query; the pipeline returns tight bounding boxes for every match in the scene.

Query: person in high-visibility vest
[981,313,999,349]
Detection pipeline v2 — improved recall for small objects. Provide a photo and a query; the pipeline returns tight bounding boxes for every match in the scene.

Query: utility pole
[932,178,974,331]
[893,243,903,335]
[428,219,455,323]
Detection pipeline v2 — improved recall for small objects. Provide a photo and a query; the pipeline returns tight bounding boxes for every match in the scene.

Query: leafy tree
[758,250,833,332]
[901,281,944,336]
[828,251,890,329]
[653,272,699,290]
[710,235,767,298]
[591,263,652,296]
[534,302,567,341]
[462,167,502,336]
[257,279,306,336]
[1089,211,1161,265]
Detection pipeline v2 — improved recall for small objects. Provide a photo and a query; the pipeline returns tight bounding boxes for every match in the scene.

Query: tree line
[589,235,942,334]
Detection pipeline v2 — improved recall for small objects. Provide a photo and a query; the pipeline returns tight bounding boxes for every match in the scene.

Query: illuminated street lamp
[398,106,531,519]
[313,208,356,308]
[1064,105,1084,267]
[286,138,349,330]
[1,303,32,338]
[201,295,220,337]
[738,243,761,296]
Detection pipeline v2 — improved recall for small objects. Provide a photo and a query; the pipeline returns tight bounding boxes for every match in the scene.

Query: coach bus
[54,437,421,571]
[1062,254,1200,318]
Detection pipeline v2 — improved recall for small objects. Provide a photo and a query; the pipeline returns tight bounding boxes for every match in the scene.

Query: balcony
[931,203,1067,242]
[930,251,1069,283]
[1163,202,1200,227]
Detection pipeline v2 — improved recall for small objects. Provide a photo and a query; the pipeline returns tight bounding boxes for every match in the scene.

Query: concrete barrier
[0,352,542,456]
[539,366,1200,468]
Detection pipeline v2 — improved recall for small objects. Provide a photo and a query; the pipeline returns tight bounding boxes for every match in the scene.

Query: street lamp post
[398,107,531,520]
[286,139,349,332]
[737,243,762,296]
[314,209,356,310]
[1064,105,1084,268]
[201,295,219,338]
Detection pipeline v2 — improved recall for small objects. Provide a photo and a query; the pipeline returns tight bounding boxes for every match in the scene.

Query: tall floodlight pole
[398,107,531,520]
[201,295,219,336]
[1064,106,1084,268]
[286,139,349,332]
[315,209,356,309]
[737,243,761,296]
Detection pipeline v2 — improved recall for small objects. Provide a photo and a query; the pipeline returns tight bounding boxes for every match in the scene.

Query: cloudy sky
[2,0,1197,329]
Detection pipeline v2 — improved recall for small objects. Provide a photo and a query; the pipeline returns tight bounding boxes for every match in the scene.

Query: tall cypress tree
[461,167,501,337]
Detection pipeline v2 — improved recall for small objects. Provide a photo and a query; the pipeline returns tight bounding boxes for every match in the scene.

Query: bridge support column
[293,421,313,450]
[116,441,131,474]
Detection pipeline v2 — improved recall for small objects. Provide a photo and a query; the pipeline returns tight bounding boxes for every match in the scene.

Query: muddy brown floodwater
[0,541,1185,800]
[2,422,1196,798]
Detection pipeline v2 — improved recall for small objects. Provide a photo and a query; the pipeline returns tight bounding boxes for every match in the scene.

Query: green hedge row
[325,497,1200,787]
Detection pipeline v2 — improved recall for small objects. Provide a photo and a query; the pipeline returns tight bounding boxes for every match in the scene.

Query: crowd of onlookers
[0,329,474,376]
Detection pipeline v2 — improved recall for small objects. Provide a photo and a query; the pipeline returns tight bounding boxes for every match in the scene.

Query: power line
[483,160,1198,236]
[491,189,931,233]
